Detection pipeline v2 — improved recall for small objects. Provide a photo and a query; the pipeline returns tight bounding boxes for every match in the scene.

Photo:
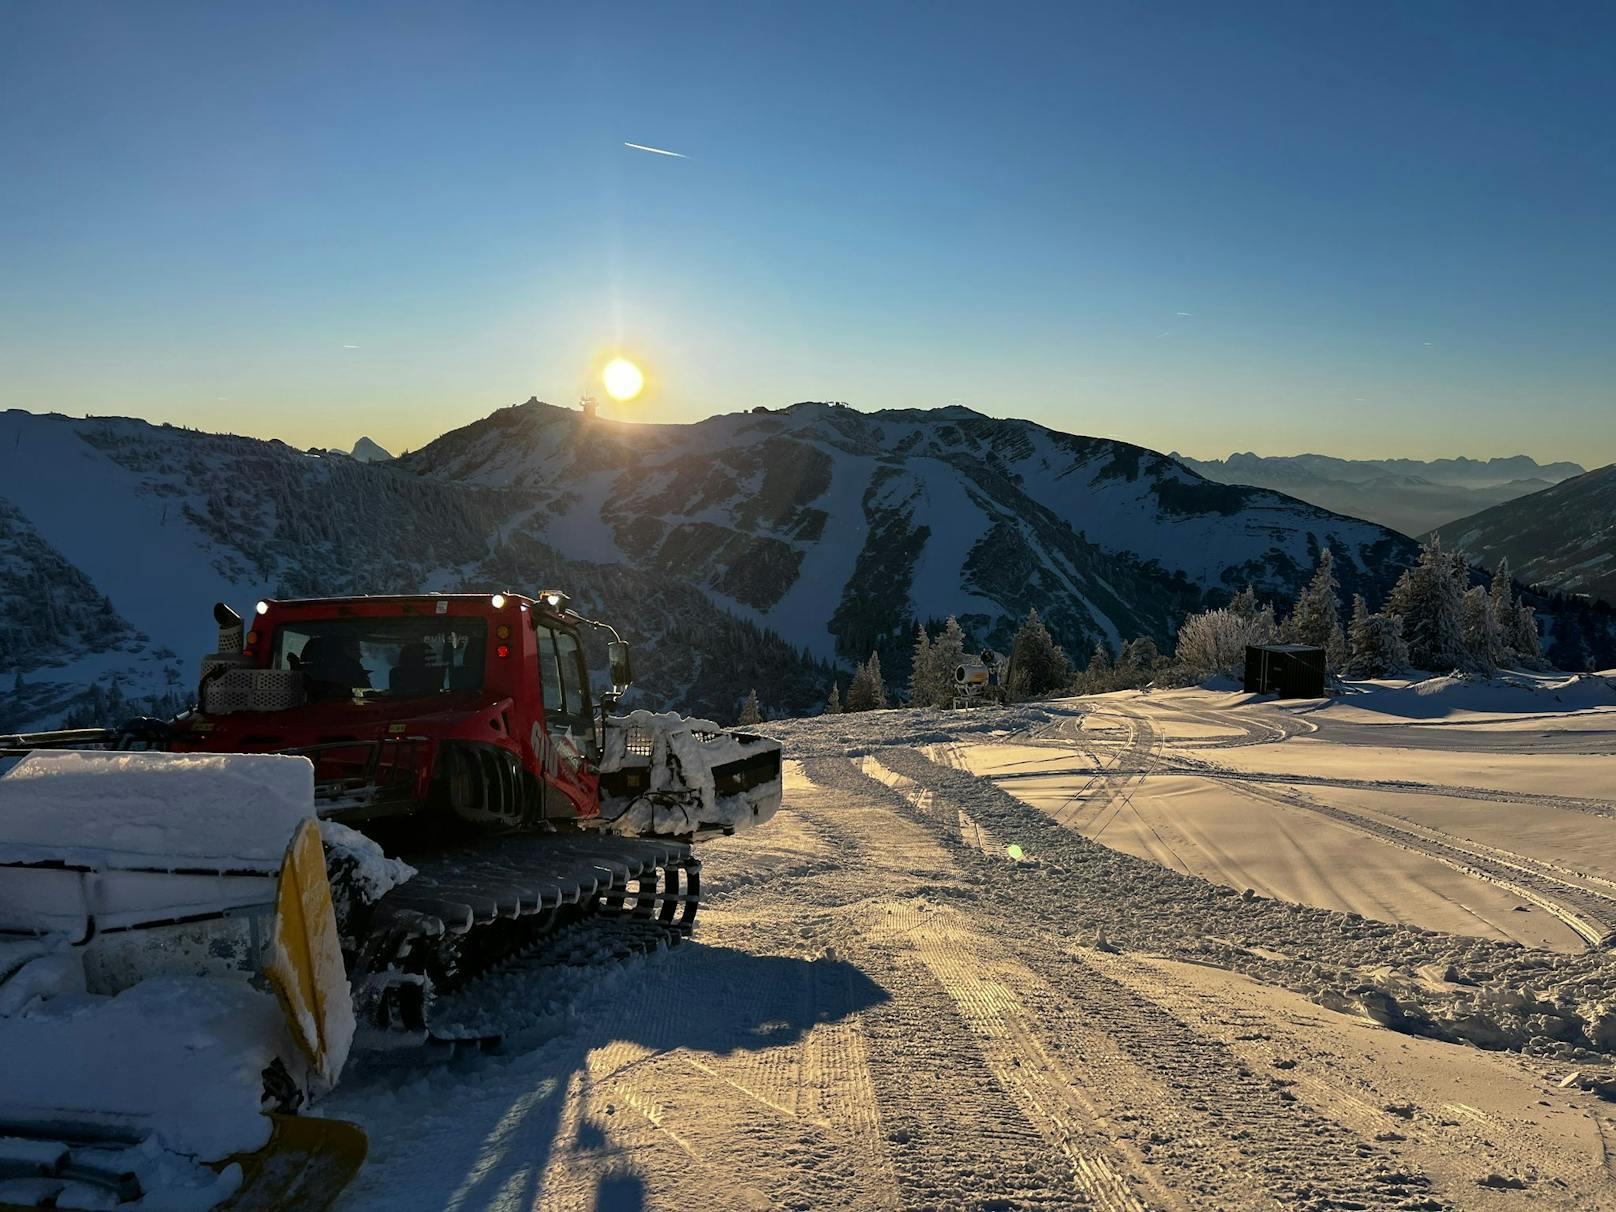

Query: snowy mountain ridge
[402,400,1419,662]
[0,399,1457,730]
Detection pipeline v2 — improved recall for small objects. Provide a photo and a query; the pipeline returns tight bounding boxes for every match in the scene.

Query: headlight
[491,593,508,610]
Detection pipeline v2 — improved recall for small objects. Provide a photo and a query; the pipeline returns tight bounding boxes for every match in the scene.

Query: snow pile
[1329,671,1616,723]
[599,710,782,836]
[319,819,416,904]
[0,750,315,871]
[0,974,295,1200]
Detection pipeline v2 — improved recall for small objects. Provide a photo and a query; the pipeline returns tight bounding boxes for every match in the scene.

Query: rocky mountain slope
[402,401,1419,666]
[0,399,1540,731]
[1176,451,1584,537]
[1435,464,1616,606]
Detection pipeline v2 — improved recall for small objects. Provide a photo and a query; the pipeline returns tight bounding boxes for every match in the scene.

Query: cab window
[553,629,588,719]
[537,625,589,725]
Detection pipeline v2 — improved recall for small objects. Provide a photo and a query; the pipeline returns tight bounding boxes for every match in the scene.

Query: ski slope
[311,682,1616,1210]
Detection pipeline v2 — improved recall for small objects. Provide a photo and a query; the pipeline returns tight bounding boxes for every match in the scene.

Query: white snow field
[303,678,1616,1210]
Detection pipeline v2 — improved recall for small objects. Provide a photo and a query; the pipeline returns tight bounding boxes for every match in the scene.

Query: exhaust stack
[214,602,244,655]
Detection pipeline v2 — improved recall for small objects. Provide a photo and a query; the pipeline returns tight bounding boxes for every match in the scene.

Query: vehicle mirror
[607,640,634,691]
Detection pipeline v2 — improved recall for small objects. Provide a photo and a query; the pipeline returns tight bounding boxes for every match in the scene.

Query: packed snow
[7,679,1616,1208]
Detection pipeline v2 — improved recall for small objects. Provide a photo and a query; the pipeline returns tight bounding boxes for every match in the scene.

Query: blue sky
[2,1,1612,463]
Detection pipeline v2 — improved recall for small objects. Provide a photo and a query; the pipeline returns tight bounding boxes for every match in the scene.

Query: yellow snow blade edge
[0,821,366,1211]
[214,1113,368,1212]
[266,816,353,1086]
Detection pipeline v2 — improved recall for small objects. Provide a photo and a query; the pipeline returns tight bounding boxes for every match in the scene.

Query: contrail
[624,141,688,159]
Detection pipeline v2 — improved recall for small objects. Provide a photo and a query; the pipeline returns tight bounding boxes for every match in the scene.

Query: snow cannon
[0,750,367,1211]
[953,649,1008,708]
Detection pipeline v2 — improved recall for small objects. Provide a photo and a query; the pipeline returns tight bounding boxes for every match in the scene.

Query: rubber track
[356,833,700,1038]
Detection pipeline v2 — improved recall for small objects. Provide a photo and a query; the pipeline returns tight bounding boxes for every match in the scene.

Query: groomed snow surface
[9,676,1616,1208]
[316,673,1616,1209]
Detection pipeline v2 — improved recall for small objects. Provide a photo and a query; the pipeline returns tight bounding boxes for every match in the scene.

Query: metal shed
[1243,643,1327,699]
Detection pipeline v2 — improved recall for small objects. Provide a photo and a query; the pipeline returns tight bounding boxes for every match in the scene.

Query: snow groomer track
[355,835,700,1040]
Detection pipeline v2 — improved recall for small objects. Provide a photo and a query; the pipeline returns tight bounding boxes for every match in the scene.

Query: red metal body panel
[172,593,601,820]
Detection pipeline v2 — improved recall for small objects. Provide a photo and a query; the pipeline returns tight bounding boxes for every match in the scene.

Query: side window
[552,629,588,719]
[537,627,565,720]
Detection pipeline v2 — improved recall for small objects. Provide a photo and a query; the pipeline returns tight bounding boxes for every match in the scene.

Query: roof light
[490,593,508,610]
[255,600,269,615]
[540,589,568,610]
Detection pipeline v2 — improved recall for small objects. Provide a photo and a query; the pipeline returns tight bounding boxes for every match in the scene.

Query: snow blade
[216,1113,367,1212]
[265,819,354,1088]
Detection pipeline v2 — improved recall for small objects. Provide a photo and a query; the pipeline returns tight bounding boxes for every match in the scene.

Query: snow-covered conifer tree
[1119,637,1161,671]
[1087,641,1112,676]
[845,652,888,712]
[1345,593,1410,677]
[737,688,762,726]
[1385,537,1467,671]
[1461,586,1503,673]
[1285,549,1346,669]
[924,617,968,708]
[1513,603,1543,666]
[1009,608,1070,697]
[908,626,934,708]
[825,682,842,714]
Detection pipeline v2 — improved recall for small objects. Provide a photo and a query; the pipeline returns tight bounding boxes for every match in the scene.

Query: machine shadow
[339,946,888,1212]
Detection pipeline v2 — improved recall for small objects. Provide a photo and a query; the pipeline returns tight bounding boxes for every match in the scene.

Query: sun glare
[602,357,644,402]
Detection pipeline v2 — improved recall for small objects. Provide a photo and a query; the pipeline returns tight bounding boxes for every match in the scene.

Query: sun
[602,357,644,402]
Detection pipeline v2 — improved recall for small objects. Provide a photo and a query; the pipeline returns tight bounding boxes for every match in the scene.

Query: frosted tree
[921,617,968,709]
[737,688,762,726]
[1489,558,1515,626]
[1087,641,1112,676]
[1513,603,1543,667]
[1119,636,1161,672]
[1461,586,1503,673]
[1009,608,1070,697]
[1385,537,1467,671]
[1229,584,1261,623]
[1285,549,1346,669]
[1175,608,1251,678]
[845,652,888,712]
[908,626,935,708]
[824,682,842,714]
[1345,593,1409,677]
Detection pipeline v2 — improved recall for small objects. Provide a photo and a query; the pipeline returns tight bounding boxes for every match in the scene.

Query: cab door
[530,622,601,818]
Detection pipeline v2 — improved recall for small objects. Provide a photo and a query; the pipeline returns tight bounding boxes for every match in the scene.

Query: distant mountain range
[1173,451,1585,538]
[2,401,1432,729]
[1435,464,1616,606]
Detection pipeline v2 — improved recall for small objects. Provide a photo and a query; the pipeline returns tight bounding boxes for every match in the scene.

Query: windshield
[271,616,487,699]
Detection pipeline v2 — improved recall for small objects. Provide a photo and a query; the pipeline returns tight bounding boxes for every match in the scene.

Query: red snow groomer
[182,590,782,1033]
[8,590,783,1041]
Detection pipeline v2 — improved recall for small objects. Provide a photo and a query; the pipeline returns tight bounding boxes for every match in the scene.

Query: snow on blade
[0,751,315,871]
[599,710,782,836]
